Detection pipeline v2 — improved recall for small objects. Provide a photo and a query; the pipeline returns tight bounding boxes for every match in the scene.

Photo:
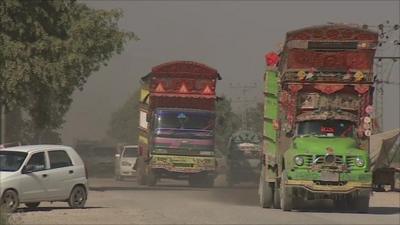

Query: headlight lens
[294,156,304,166]
[355,157,365,167]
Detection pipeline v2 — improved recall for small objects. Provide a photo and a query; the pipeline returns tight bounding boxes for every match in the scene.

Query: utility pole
[229,83,258,130]
[0,104,5,144]
[365,21,400,132]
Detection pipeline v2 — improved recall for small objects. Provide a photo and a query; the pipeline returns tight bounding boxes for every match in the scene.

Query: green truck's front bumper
[285,170,372,194]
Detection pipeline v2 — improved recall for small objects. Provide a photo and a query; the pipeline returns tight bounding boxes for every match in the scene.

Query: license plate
[320,171,339,182]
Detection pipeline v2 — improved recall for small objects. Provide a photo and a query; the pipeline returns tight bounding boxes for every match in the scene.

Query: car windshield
[0,151,27,172]
[297,120,354,137]
[123,147,138,157]
[155,110,214,130]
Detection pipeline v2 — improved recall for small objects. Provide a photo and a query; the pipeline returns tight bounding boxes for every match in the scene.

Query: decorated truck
[135,61,221,187]
[226,130,262,186]
[259,24,378,212]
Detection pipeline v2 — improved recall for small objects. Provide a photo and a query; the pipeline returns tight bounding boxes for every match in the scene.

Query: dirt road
[15,177,400,225]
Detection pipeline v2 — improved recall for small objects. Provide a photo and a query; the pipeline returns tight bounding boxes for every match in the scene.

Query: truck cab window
[297,120,354,137]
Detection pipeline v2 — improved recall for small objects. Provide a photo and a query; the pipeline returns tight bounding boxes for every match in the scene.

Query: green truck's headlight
[294,156,304,166]
[355,157,365,167]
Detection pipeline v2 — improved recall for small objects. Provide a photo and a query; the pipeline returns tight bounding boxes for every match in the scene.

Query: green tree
[0,0,137,143]
[245,102,263,135]
[215,96,241,153]
[107,90,140,144]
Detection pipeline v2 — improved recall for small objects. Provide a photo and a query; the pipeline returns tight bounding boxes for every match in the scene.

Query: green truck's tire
[259,168,273,208]
[259,180,273,208]
[351,191,370,213]
[273,182,281,209]
[280,171,293,211]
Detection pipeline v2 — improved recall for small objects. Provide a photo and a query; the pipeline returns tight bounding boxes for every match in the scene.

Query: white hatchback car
[114,145,138,180]
[0,145,88,212]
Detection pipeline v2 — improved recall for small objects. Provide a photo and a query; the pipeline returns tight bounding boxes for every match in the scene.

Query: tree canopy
[107,90,140,144]
[0,0,137,143]
[215,96,241,153]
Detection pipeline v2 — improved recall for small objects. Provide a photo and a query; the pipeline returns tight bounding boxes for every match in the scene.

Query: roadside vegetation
[0,0,137,144]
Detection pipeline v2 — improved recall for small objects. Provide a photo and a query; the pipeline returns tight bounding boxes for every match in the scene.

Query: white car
[0,145,88,212]
[114,145,138,180]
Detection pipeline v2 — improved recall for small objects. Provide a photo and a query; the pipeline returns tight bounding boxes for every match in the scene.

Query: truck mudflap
[285,180,371,194]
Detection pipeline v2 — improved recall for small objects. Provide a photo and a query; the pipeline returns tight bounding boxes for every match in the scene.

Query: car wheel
[68,186,87,208]
[1,190,19,212]
[25,202,40,209]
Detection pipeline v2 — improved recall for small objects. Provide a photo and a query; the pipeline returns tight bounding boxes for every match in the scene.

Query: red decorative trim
[288,84,303,93]
[354,84,370,94]
[286,25,378,41]
[314,84,344,94]
[286,49,375,71]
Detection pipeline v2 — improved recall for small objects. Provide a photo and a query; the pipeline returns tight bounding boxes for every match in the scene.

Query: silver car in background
[114,145,138,181]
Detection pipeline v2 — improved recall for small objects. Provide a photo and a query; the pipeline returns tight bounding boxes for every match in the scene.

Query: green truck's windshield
[155,110,214,131]
[297,120,354,137]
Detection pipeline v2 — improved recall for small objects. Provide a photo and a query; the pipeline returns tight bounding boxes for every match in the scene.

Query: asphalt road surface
[14,176,400,225]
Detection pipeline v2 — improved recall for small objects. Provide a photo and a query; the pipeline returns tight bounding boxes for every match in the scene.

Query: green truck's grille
[301,155,355,167]
[345,156,357,168]
[174,163,194,168]
[313,155,344,165]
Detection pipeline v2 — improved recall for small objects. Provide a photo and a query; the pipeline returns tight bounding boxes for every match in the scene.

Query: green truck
[259,24,379,212]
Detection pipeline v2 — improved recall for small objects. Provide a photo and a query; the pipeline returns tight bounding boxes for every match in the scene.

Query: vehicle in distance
[115,145,138,180]
[0,145,88,212]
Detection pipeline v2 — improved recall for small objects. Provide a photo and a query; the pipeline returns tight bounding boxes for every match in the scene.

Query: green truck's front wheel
[351,192,370,213]
[259,180,273,208]
[259,168,273,208]
[280,170,293,211]
[273,182,281,209]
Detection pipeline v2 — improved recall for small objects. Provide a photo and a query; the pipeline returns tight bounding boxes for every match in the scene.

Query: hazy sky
[61,0,400,144]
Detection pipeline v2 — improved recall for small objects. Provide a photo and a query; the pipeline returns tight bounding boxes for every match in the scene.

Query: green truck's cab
[282,120,372,209]
[259,24,378,212]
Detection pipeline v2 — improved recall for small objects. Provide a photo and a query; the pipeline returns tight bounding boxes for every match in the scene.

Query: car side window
[26,152,46,172]
[48,150,73,169]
